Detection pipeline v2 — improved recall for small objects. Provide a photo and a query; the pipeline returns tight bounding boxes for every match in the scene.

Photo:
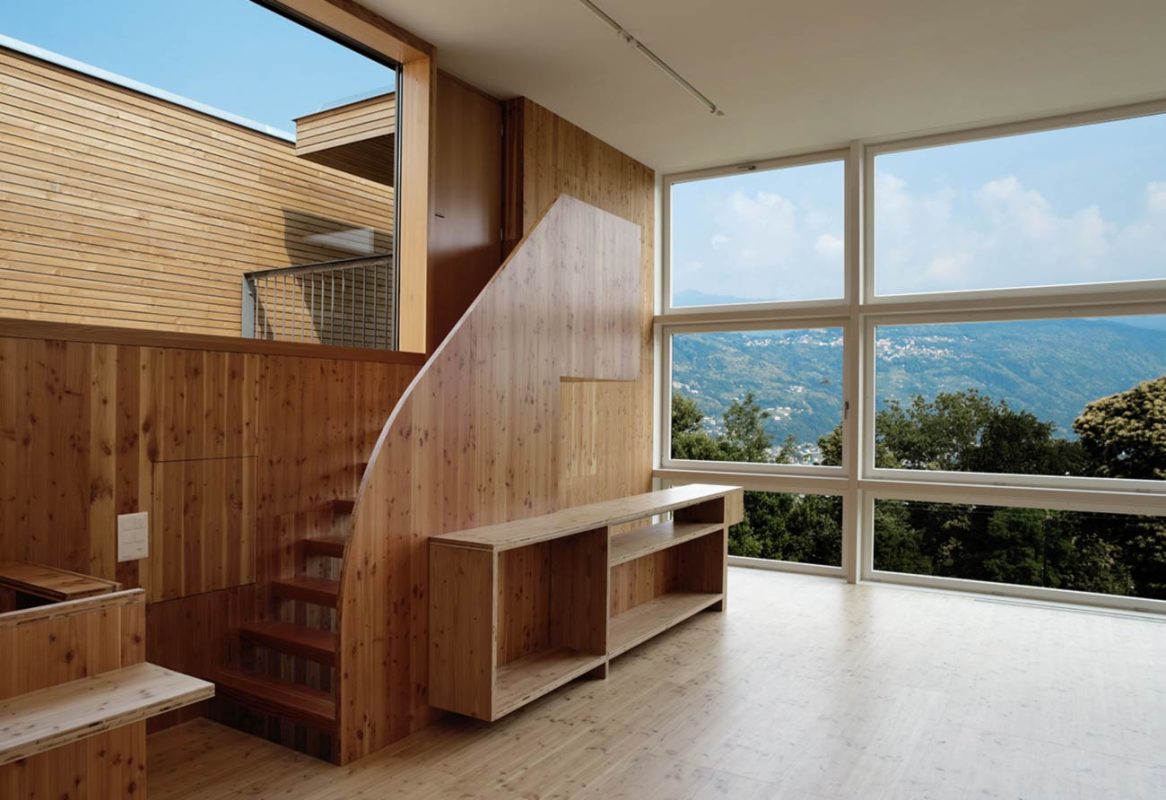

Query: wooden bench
[428,483,743,721]
[0,589,214,797]
[0,662,213,766]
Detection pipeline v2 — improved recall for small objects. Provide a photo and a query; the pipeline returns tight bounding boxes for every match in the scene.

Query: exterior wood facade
[0,44,394,336]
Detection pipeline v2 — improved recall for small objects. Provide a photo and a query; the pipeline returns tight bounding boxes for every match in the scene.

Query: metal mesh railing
[242,255,396,349]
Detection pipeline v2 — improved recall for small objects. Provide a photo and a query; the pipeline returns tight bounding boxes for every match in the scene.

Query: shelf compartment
[608,592,723,658]
[609,520,723,566]
[493,646,607,719]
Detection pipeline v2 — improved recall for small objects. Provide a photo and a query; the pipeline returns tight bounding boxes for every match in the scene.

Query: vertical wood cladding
[0,323,420,730]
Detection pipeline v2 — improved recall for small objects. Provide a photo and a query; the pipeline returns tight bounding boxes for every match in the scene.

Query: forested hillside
[672,318,1166,462]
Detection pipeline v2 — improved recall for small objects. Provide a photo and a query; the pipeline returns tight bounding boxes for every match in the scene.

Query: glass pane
[874,499,1166,601]
[1,0,393,133]
[670,161,844,307]
[0,0,398,347]
[874,316,1166,479]
[874,113,1166,296]
[732,491,842,566]
[671,329,844,465]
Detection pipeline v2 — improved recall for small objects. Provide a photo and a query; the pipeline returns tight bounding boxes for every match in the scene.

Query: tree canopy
[672,378,1166,600]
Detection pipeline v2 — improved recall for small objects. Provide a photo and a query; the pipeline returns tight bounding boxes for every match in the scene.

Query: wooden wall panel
[0,724,145,800]
[509,99,656,510]
[428,72,503,352]
[149,458,256,601]
[339,195,643,762]
[0,591,145,700]
[0,46,394,335]
[0,321,421,733]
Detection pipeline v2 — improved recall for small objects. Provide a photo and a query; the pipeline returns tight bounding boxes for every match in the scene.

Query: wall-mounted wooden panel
[338,194,643,762]
[507,99,657,510]
[0,321,421,735]
[428,72,503,352]
[149,458,256,601]
[0,46,393,335]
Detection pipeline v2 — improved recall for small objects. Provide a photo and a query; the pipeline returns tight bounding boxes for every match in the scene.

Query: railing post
[241,276,256,338]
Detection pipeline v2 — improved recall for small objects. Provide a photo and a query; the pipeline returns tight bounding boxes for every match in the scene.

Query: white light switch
[117,512,149,562]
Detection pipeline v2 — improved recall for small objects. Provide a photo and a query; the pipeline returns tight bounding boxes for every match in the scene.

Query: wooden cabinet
[429,484,743,721]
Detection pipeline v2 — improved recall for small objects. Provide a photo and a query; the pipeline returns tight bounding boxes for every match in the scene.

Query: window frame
[660,317,851,478]
[658,97,1166,612]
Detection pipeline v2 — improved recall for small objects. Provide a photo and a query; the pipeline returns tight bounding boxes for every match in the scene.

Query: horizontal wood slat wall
[0,321,420,728]
[0,45,394,335]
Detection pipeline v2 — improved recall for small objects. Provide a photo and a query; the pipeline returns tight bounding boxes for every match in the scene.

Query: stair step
[322,497,355,514]
[238,621,337,666]
[301,535,347,559]
[215,668,336,732]
[271,575,339,607]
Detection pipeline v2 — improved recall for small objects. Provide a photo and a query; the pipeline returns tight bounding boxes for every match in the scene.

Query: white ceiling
[359,0,1166,174]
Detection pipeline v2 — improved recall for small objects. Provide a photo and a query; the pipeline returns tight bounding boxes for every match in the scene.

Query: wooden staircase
[214,494,355,752]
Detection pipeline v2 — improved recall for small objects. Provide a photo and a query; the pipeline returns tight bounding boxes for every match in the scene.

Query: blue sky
[0,0,394,135]
[672,113,1166,305]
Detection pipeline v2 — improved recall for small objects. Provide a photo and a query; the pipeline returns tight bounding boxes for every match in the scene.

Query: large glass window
[873,315,1166,479]
[874,113,1166,297]
[0,0,399,346]
[874,499,1166,601]
[669,159,845,308]
[733,491,842,567]
[670,328,844,466]
[662,107,1166,610]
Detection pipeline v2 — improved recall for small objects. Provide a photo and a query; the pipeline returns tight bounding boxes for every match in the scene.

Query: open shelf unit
[429,484,743,721]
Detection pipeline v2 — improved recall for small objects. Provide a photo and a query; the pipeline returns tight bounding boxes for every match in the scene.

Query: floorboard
[148,567,1166,799]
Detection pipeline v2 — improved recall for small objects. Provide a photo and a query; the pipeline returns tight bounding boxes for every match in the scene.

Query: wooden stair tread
[215,668,336,732]
[238,621,336,665]
[271,575,339,606]
[301,534,348,558]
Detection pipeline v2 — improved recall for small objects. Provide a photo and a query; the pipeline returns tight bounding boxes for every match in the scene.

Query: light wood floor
[149,568,1166,799]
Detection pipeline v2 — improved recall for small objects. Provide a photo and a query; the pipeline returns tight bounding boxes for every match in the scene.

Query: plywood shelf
[429,485,743,723]
[608,592,724,658]
[0,662,214,766]
[431,484,742,552]
[493,647,607,719]
[609,521,724,566]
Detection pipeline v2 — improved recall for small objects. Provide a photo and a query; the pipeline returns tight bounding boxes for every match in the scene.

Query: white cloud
[815,233,843,260]
[673,188,844,302]
[1149,182,1166,215]
[875,172,1166,294]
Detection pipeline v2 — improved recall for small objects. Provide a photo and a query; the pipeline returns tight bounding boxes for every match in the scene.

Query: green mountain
[671,318,1166,461]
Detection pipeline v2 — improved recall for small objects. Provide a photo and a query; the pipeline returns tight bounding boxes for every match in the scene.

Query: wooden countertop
[431,484,740,552]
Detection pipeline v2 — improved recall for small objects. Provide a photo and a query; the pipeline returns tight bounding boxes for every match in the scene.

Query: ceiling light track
[576,0,724,117]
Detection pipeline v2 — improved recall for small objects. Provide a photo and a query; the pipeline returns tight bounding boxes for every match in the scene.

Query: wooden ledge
[0,662,214,766]
[0,560,120,603]
[431,484,740,552]
[0,317,427,366]
[0,589,144,628]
